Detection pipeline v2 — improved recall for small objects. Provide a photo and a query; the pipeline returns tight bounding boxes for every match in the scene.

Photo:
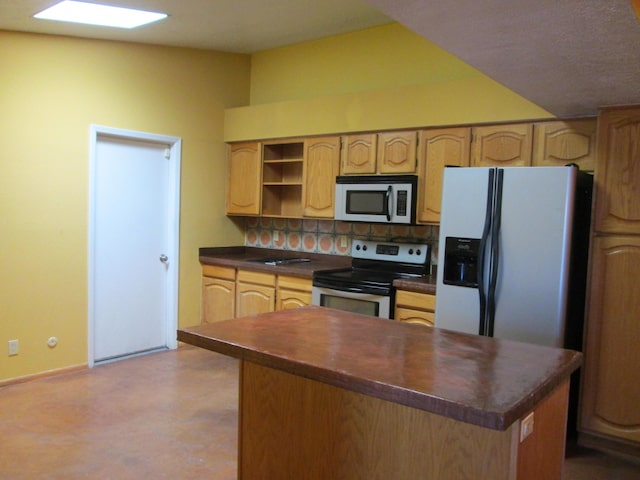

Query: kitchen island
[178,306,581,480]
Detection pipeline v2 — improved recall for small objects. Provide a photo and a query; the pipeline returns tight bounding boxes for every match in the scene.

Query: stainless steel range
[312,240,431,319]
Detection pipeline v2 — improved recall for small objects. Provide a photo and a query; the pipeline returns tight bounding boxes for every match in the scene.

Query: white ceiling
[2,0,639,116]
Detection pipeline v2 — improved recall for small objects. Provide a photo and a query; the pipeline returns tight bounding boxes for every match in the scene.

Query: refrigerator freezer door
[436,167,576,348]
[436,168,490,336]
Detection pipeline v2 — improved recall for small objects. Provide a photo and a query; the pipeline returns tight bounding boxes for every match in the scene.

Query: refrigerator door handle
[385,185,392,222]
[487,169,504,337]
[478,168,495,336]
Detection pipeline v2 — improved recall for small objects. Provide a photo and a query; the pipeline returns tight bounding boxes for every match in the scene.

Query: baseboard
[578,431,640,464]
[0,364,88,388]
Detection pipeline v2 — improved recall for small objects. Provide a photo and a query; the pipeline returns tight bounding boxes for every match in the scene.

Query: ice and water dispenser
[442,237,480,288]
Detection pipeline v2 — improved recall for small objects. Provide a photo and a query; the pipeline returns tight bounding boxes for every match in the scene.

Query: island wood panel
[239,361,569,480]
[516,380,569,480]
[239,361,519,480]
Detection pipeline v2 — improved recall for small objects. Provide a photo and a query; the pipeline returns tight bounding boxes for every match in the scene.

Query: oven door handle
[385,185,392,221]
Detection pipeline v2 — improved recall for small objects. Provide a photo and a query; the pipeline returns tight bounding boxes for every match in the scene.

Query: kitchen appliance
[312,239,430,319]
[435,165,592,349]
[334,175,417,224]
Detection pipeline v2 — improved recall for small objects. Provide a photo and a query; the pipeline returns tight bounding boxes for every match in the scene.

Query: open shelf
[260,140,305,218]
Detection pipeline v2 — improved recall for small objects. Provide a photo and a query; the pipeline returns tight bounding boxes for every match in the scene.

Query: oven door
[311,286,391,319]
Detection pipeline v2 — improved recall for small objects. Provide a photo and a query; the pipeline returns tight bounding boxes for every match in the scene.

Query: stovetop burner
[312,240,431,295]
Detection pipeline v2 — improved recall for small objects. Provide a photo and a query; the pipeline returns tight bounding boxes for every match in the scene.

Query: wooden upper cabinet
[303,136,341,218]
[593,106,640,234]
[341,134,377,174]
[471,124,533,167]
[377,131,418,174]
[226,142,261,215]
[532,119,596,171]
[417,128,471,224]
[580,235,640,444]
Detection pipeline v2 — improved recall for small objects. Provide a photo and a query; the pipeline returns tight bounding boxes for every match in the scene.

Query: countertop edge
[177,324,581,431]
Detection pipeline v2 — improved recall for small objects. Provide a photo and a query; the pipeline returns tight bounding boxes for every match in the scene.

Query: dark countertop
[393,275,437,294]
[178,305,581,431]
[199,246,353,279]
[199,246,438,292]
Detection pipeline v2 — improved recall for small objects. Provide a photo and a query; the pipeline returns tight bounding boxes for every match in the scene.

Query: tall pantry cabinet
[579,105,640,456]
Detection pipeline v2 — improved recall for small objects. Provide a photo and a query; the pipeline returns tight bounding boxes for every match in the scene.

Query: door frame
[87,125,182,367]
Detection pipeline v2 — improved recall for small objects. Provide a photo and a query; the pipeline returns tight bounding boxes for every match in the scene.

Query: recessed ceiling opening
[34,1,168,29]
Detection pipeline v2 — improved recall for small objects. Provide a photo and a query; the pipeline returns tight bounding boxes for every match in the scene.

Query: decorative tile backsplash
[244,217,440,265]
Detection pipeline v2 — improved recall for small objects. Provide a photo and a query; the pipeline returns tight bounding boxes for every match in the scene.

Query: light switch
[520,412,534,442]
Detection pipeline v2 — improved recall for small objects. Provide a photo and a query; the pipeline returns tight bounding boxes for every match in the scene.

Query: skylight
[34,1,168,29]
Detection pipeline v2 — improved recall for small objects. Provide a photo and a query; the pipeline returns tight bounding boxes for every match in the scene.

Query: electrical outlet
[8,339,19,356]
[520,412,534,442]
[339,236,348,248]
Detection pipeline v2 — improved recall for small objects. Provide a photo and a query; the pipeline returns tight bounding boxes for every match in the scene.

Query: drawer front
[395,290,436,311]
[278,275,312,292]
[202,264,236,280]
[237,269,276,287]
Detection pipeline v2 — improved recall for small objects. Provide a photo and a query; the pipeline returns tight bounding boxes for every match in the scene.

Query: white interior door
[89,127,181,363]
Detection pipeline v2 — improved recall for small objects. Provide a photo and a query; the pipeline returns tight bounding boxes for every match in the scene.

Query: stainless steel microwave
[334,175,417,224]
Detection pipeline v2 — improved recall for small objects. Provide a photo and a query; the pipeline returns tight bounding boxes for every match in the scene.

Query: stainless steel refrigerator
[435,166,592,350]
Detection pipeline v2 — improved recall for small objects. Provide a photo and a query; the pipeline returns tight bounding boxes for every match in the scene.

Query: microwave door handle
[385,185,392,221]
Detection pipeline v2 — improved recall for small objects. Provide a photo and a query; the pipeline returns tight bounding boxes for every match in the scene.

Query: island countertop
[177,306,581,431]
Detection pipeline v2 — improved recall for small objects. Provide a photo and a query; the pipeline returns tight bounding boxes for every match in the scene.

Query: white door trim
[88,124,181,367]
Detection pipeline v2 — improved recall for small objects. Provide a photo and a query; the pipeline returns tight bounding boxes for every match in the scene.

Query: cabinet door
[580,236,640,445]
[341,134,377,174]
[303,136,341,218]
[202,276,235,324]
[226,142,261,215]
[532,120,596,171]
[377,131,418,174]
[236,270,276,318]
[417,128,471,224]
[471,124,533,167]
[277,289,312,310]
[593,107,640,234]
[236,282,275,317]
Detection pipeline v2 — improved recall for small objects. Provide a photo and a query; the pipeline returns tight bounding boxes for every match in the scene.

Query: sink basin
[247,257,311,266]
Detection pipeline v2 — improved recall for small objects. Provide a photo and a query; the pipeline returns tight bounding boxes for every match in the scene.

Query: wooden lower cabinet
[276,275,312,310]
[579,235,640,451]
[201,265,236,324]
[236,269,276,318]
[202,266,312,323]
[394,289,436,327]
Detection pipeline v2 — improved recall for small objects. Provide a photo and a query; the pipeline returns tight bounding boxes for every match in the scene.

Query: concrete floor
[1,346,638,479]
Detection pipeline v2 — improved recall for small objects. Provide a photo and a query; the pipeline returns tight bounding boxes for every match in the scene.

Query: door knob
[159,254,168,263]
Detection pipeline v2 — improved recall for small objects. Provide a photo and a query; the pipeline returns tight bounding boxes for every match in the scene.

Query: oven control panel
[351,240,430,265]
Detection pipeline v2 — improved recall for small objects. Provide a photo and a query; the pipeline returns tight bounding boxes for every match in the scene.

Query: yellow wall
[225,24,552,141]
[0,31,250,382]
